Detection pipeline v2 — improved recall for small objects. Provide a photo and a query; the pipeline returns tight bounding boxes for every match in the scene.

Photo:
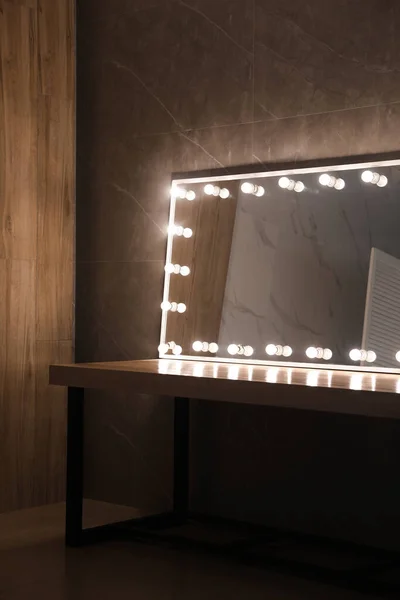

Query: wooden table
[50,359,400,592]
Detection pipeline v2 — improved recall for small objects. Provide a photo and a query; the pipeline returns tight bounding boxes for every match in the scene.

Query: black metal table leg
[66,386,84,547]
[173,397,189,519]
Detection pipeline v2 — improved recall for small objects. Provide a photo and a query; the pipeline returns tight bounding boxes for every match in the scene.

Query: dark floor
[0,503,390,599]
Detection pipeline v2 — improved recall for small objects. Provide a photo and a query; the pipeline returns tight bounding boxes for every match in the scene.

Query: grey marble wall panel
[77,0,400,548]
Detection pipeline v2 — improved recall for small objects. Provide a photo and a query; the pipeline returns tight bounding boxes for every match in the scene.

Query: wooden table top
[49,359,400,419]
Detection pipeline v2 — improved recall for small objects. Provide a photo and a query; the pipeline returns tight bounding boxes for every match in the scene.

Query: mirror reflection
[160,159,400,371]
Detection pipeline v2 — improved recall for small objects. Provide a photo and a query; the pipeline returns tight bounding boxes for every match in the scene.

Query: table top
[49,359,400,419]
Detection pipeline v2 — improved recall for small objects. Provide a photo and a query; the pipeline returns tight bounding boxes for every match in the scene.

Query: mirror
[159,158,400,372]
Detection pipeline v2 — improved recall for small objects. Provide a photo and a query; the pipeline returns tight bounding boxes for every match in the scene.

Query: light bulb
[180,266,190,276]
[361,170,374,183]
[282,345,293,357]
[377,175,388,187]
[212,186,220,196]
[164,264,175,274]
[177,303,186,313]
[185,190,196,201]
[161,301,172,311]
[334,178,345,190]
[169,341,176,350]
[192,341,202,352]
[278,177,290,189]
[170,302,178,312]
[158,343,169,354]
[176,187,187,199]
[172,345,182,356]
[219,188,230,199]
[306,347,318,359]
[266,344,277,356]
[228,344,239,356]
[170,225,184,236]
[173,264,180,274]
[255,185,265,197]
[204,184,214,195]
[202,342,209,352]
[366,350,376,363]
[209,342,218,353]
[319,174,331,186]
[241,182,255,194]
[316,348,324,359]
[349,349,361,361]
[396,351,400,363]
[294,181,305,193]
[244,345,254,357]
[183,228,193,238]
[323,348,333,360]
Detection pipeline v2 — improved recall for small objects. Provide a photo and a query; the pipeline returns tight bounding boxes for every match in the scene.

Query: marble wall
[77,0,400,546]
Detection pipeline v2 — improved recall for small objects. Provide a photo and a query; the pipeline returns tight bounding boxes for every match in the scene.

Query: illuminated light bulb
[170,225,184,236]
[158,343,169,354]
[349,349,361,361]
[173,264,180,274]
[319,174,331,186]
[219,188,230,199]
[244,345,254,357]
[183,228,193,238]
[176,187,187,199]
[366,350,377,363]
[377,175,388,187]
[185,190,196,201]
[316,348,324,359]
[275,345,283,356]
[241,182,255,194]
[164,264,175,274]
[192,341,203,352]
[334,178,345,190]
[396,351,400,363]
[282,345,293,357]
[212,186,220,197]
[278,177,290,189]
[180,266,190,276]
[228,344,239,356]
[294,181,305,193]
[266,344,277,356]
[169,341,176,350]
[172,345,183,356]
[361,170,374,183]
[323,348,333,360]
[161,301,172,311]
[202,342,209,352]
[255,185,265,197]
[306,347,318,360]
[170,302,178,312]
[177,303,186,313]
[204,184,214,195]
[209,342,219,353]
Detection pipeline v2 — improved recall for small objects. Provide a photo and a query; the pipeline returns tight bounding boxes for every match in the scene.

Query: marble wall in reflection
[219,167,400,365]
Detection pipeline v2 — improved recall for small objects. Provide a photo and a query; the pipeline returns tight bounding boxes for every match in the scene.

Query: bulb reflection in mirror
[377,175,388,187]
[219,188,230,199]
[241,182,265,197]
[244,345,254,357]
[366,351,376,363]
[172,345,182,356]
[185,190,196,201]
[183,228,193,238]
[177,303,186,313]
[209,343,219,353]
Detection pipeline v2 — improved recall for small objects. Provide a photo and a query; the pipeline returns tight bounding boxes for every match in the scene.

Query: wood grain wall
[0,0,74,512]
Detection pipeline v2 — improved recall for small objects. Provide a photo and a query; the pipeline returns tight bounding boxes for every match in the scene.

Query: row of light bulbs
[158,341,386,364]
[164,263,190,276]
[238,170,388,196]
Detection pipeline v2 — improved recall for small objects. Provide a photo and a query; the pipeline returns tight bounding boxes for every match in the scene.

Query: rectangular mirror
[159,158,400,373]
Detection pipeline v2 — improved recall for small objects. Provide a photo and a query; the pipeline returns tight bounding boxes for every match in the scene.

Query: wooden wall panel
[0,1,37,260]
[0,0,74,512]
[36,95,74,340]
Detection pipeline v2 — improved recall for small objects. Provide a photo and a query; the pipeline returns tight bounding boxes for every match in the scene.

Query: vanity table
[50,358,400,594]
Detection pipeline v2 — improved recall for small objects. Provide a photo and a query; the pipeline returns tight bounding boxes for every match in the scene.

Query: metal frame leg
[173,397,189,519]
[66,386,84,547]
